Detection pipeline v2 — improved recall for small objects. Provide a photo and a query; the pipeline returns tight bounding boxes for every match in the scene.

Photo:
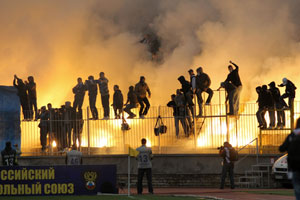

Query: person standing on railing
[178,75,194,118]
[124,86,138,119]
[219,141,235,189]
[112,85,123,119]
[262,85,275,129]
[195,67,213,117]
[85,76,98,120]
[72,77,86,119]
[279,118,300,200]
[219,81,236,115]
[13,75,30,120]
[135,76,151,119]
[96,72,110,120]
[278,78,297,110]
[269,81,286,129]
[225,61,242,115]
[255,86,267,129]
[136,138,153,195]
[25,76,38,121]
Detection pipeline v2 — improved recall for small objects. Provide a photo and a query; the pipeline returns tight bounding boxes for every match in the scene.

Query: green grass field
[0,195,212,200]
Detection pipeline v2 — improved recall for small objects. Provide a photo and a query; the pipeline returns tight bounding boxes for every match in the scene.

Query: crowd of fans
[256,78,297,129]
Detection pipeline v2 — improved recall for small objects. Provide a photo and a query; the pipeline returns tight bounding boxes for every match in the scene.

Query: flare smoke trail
[1,0,300,108]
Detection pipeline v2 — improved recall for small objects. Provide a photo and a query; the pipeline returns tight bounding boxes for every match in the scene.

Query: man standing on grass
[136,138,153,195]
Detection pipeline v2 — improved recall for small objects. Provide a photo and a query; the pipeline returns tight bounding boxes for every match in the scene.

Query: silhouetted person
[225,61,242,115]
[97,72,110,119]
[112,85,123,119]
[220,81,236,115]
[279,78,297,110]
[85,76,98,120]
[256,86,267,129]
[262,85,275,128]
[72,77,86,119]
[1,142,17,166]
[136,138,153,195]
[37,106,49,152]
[73,111,84,150]
[178,76,194,117]
[279,118,300,199]
[195,67,214,117]
[174,89,191,137]
[13,75,30,120]
[63,101,75,148]
[219,141,235,189]
[269,81,286,128]
[135,76,151,119]
[124,86,138,119]
[26,76,38,120]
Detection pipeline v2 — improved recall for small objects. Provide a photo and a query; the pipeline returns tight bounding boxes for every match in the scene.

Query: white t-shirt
[136,145,152,169]
[66,150,82,165]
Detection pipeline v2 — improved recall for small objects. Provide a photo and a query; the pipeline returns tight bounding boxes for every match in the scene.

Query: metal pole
[158,106,161,154]
[193,94,197,148]
[128,155,131,196]
[256,138,259,164]
[87,106,90,155]
[49,110,53,155]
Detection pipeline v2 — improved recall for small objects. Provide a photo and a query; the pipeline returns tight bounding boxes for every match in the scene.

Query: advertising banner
[0,165,117,196]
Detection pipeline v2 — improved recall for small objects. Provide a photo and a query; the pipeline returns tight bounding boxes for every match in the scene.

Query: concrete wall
[16,154,283,187]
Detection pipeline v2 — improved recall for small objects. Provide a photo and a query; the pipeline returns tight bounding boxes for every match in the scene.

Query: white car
[272,154,291,186]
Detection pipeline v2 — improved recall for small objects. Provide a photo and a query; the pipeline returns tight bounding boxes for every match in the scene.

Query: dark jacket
[85,80,98,96]
[167,100,179,116]
[225,63,242,87]
[26,81,37,99]
[279,128,300,171]
[269,86,281,103]
[135,82,150,98]
[279,80,297,98]
[97,77,109,96]
[178,76,192,94]
[127,90,138,105]
[113,90,123,109]
[72,83,86,98]
[196,73,211,90]
[13,78,28,99]
[1,147,17,166]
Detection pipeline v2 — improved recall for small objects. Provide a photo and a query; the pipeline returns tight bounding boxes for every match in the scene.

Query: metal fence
[18,90,300,155]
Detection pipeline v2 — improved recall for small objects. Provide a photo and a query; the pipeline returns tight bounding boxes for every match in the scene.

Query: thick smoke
[1,0,300,108]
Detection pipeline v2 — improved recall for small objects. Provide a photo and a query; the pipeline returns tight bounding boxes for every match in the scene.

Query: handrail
[235,138,259,165]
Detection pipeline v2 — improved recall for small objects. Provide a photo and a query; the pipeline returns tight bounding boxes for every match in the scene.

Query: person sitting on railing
[268,81,286,129]
[278,78,297,110]
[135,76,151,119]
[225,61,242,115]
[124,86,138,119]
[195,67,214,117]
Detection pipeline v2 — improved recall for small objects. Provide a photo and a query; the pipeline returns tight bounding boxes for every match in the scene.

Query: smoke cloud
[1,0,300,108]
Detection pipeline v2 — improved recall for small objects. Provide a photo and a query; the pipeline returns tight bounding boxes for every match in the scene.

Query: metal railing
[17,90,300,155]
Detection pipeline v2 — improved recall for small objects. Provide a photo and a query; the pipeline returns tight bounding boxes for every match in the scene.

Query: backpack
[229,148,239,161]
